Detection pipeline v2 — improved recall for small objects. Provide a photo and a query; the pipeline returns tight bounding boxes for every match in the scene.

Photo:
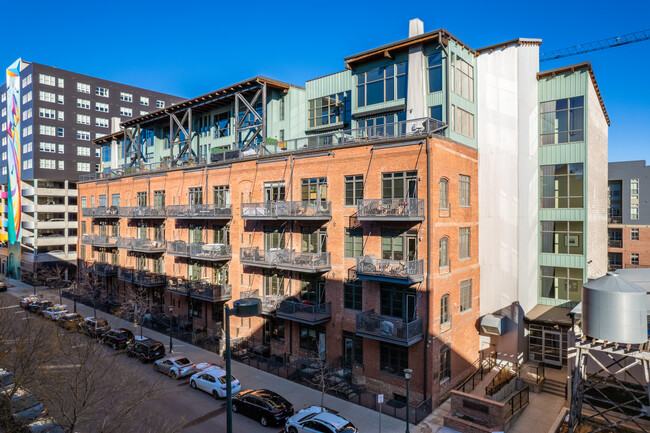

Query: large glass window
[344,228,363,258]
[213,112,230,138]
[357,62,407,107]
[343,331,363,367]
[540,221,583,255]
[264,182,285,202]
[540,164,584,209]
[540,266,583,302]
[263,270,285,297]
[439,237,449,269]
[459,175,470,207]
[189,187,203,205]
[264,228,285,249]
[301,178,327,204]
[440,294,450,326]
[380,342,408,376]
[308,92,350,128]
[540,96,584,145]
[345,175,363,206]
[380,286,416,321]
[136,192,147,207]
[154,191,165,209]
[213,186,229,205]
[427,53,443,93]
[459,228,470,260]
[440,345,451,383]
[381,229,417,261]
[299,324,324,353]
[460,279,472,313]
[452,55,474,102]
[344,280,362,311]
[451,105,474,139]
[382,171,417,199]
[301,227,326,253]
[357,112,406,137]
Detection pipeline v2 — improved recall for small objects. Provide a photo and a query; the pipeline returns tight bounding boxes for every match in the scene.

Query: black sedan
[232,389,294,427]
[102,328,135,350]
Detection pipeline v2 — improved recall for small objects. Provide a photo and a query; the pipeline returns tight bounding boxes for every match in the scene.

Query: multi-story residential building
[608,161,650,271]
[78,19,609,409]
[0,59,182,279]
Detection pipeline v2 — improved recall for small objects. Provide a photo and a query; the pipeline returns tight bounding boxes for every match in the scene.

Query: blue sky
[4,0,649,162]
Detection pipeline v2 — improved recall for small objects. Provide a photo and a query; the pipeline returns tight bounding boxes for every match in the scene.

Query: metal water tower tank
[582,273,648,344]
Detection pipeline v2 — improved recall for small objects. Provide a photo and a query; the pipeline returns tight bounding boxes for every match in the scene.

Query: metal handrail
[357,198,425,219]
[355,310,423,344]
[118,206,166,218]
[239,247,330,271]
[166,203,232,218]
[277,301,332,322]
[356,256,424,280]
[485,365,516,397]
[117,237,166,251]
[241,200,332,219]
[504,386,529,419]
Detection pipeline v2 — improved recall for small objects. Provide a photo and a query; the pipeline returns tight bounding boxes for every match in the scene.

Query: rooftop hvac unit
[480,314,505,336]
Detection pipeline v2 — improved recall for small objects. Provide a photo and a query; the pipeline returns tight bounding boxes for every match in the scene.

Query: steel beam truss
[569,338,650,433]
[170,109,193,165]
[233,82,266,149]
[124,124,144,168]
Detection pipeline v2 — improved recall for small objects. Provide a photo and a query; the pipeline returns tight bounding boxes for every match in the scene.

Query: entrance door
[543,330,562,367]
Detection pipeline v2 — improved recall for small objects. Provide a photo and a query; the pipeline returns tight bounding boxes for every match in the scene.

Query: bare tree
[40,264,71,304]
[119,283,152,338]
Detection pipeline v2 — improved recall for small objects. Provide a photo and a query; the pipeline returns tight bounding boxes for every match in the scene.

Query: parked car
[154,356,200,379]
[0,369,15,391]
[28,300,53,315]
[25,416,65,433]
[189,366,240,399]
[0,388,47,425]
[232,389,294,427]
[102,328,134,350]
[41,305,67,321]
[125,338,165,362]
[285,406,358,433]
[20,296,39,309]
[57,313,83,330]
[0,280,7,292]
[47,218,64,222]
[78,317,110,338]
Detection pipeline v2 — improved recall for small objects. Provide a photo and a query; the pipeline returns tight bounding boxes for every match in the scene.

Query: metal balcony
[235,289,285,314]
[81,234,93,246]
[117,237,166,253]
[166,278,232,302]
[85,206,120,218]
[92,262,117,276]
[82,234,118,248]
[608,215,622,224]
[608,239,623,248]
[118,206,166,219]
[239,248,331,273]
[276,301,332,325]
[166,241,231,261]
[356,256,424,284]
[355,310,424,347]
[166,204,232,219]
[118,268,165,286]
[166,278,190,296]
[241,201,332,220]
[357,198,424,221]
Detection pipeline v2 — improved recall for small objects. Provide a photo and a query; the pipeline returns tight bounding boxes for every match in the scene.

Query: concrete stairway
[542,377,566,398]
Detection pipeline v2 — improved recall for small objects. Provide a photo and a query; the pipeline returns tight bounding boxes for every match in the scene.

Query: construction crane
[540,29,650,62]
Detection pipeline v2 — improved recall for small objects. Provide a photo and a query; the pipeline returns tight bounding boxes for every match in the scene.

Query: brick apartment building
[608,161,650,270]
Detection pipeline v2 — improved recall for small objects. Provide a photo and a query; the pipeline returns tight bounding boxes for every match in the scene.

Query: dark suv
[78,317,110,338]
[126,338,166,362]
[28,300,53,315]
[102,328,135,350]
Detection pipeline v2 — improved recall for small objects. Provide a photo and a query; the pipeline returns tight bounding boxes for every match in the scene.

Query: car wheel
[288,428,298,433]
[170,370,177,380]
[212,390,219,400]
[190,380,197,389]
[231,403,238,413]
[260,416,268,427]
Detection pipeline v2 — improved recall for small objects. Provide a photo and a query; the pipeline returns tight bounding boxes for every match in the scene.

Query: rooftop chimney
[409,18,424,38]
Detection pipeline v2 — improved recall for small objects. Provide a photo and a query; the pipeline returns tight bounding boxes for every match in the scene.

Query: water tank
[582,273,648,344]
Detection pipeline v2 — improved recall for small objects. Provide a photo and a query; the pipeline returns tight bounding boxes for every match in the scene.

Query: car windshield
[176,358,191,366]
[217,375,236,384]
[13,393,40,412]
[339,423,356,432]
[96,320,108,327]
[262,393,289,408]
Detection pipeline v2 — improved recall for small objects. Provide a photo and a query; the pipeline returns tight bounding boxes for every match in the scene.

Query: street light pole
[404,368,412,433]
[224,304,233,433]
[168,305,174,353]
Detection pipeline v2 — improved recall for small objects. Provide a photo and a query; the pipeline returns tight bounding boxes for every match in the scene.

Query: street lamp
[168,305,174,353]
[404,368,413,433]
[224,297,262,433]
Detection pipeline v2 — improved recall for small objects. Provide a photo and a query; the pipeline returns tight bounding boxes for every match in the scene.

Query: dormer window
[357,62,407,107]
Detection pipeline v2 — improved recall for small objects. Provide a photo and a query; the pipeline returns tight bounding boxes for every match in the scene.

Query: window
[299,324,323,353]
[23,125,33,137]
[540,266,583,302]
[58,111,64,121]
[39,108,56,119]
[540,96,584,145]
[301,228,326,254]
[427,52,443,93]
[631,253,640,266]
[343,280,362,311]
[357,112,406,137]
[137,191,148,207]
[57,144,64,154]
[460,279,472,313]
[57,94,64,104]
[301,178,327,204]
[279,97,286,121]
[95,86,109,97]
[2,152,6,161]
[380,343,408,376]
[140,110,149,116]
[459,227,470,260]
[631,179,639,200]
[540,221,583,254]
[77,162,91,172]
[344,228,363,258]
[345,175,363,206]
[57,127,64,137]
[57,78,64,88]
[308,92,350,128]
[440,294,450,326]
[77,146,91,156]
[58,160,64,170]
[22,74,32,88]
[120,107,132,117]
[631,204,639,220]
[343,331,363,367]
[22,142,33,153]
[77,131,90,141]
[213,185,229,205]
[439,178,449,209]
[154,190,165,209]
[156,100,165,108]
[357,62,407,107]
[382,171,417,199]
[39,91,55,103]
[451,105,474,138]
[540,164,584,208]
[631,228,639,241]
[22,91,32,104]
[264,228,285,250]
[264,182,285,202]
[208,112,230,137]
[439,237,449,268]
[140,96,149,106]
[188,187,202,205]
[459,175,470,206]
[382,229,417,261]
[120,92,133,102]
[76,114,90,125]
[380,285,416,320]
[39,74,55,86]
[95,117,108,128]
[452,55,474,102]
[77,98,90,109]
[77,83,90,93]
[23,159,32,170]
[95,102,109,113]
[40,159,56,169]
[39,142,56,153]
[440,345,451,383]
[39,125,55,136]
[111,194,120,207]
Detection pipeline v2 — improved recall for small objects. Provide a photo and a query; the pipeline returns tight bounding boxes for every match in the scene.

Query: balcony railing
[276,300,332,324]
[357,198,425,221]
[608,215,623,224]
[166,241,232,261]
[355,310,424,346]
[118,206,166,218]
[81,234,92,246]
[92,262,117,276]
[356,255,424,284]
[118,268,166,286]
[83,206,120,218]
[608,239,623,248]
[166,204,232,219]
[239,247,331,272]
[82,234,118,248]
[234,289,285,314]
[166,278,232,301]
[166,278,190,295]
[241,201,332,220]
[117,237,166,253]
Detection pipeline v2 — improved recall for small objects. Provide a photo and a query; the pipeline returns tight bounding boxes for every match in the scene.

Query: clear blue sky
[4,0,649,162]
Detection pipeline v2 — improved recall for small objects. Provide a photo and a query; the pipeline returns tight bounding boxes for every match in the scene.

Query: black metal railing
[241,201,332,220]
[276,301,332,324]
[608,215,622,224]
[92,262,117,276]
[355,256,424,282]
[240,247,331,272]
[456,353,498,393]
[503,386,529,419]
[608,239,623,248]
[82,206,120,218]
[357,198,425,220]
[117,237,166,253]
[485,365,516,397]
[355,310,423,346]
[118,206,166,218]
[166,203,232,219]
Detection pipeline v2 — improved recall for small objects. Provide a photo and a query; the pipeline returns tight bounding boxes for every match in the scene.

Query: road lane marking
[0,305,19,310]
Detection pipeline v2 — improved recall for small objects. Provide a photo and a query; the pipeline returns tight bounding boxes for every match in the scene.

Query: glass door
[543,330,562,366]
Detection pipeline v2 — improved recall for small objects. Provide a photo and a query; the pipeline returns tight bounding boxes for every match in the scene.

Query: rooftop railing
[119,206,166,218]
[166,203,232,219]
[355,310,423,346]
[241,201,332,220]
[276,300,332,324]
[356,256,424,284]
[239,247,330,272]
[357,198,425,221]
[82,117,445,182]
[117,237,166,253]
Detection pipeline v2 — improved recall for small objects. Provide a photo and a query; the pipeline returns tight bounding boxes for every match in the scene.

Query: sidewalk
[6,278,412,433]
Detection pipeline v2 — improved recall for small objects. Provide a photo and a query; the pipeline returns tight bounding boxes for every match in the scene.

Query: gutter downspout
[424,136,432,402]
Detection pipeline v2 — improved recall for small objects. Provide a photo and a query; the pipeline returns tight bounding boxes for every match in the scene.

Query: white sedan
[285,406,358,433]
[42,305,68,321]
[189,366,240,399]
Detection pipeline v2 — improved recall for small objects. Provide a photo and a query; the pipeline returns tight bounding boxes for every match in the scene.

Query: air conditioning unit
[480,314,505,336]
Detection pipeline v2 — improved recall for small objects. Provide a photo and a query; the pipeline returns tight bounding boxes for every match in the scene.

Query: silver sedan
[153,356,199,379]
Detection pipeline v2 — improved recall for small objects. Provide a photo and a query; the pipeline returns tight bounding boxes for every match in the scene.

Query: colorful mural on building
[6,59,22,244]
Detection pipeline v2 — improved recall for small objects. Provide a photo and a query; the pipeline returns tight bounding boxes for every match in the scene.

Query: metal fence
[357,198,425,219]
[166,204,232,219]
[355,256,424,281]
[355,310,424,345]
[276,301,332,323]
